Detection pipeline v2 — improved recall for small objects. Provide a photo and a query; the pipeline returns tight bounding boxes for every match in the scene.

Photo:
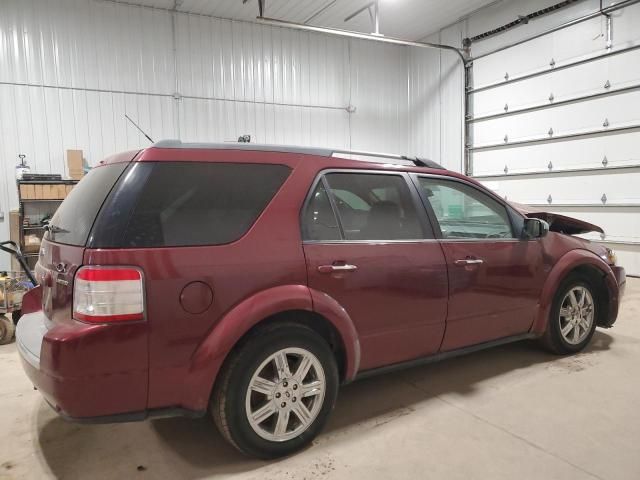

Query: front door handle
[317,264,358,274]
[454,258,484,266]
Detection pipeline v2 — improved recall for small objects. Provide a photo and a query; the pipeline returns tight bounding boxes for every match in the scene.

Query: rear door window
[322,172,428,241]
[115,162,290,247]
[46,163,128,246]
[302,182,342,241]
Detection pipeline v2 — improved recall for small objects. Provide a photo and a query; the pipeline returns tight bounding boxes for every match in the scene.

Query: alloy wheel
[559,286,594,345]
[245,347,326,442]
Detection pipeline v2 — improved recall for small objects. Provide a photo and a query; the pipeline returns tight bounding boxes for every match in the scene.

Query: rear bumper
[16,309,149,419]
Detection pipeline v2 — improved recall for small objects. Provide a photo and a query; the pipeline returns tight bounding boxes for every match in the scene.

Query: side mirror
[522,218,549,239]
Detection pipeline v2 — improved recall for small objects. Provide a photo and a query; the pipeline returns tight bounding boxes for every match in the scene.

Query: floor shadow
[35,331,613,479]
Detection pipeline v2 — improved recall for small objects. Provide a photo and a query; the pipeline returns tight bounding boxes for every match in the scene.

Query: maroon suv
[16,141,625,458]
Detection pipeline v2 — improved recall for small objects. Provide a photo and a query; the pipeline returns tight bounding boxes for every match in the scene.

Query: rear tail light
[73,266,144,323]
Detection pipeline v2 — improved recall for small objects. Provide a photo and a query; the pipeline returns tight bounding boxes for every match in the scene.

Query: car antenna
[125,114,154,143]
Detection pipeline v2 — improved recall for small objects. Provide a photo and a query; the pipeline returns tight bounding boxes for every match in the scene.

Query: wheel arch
[180,285,360,412]
[531,249,618,335]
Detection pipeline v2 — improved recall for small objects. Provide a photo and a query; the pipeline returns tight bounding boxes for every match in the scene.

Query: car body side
[17,146,624,420]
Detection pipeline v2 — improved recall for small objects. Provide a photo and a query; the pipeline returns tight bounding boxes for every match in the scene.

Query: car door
[412,175,546,351]
[302,170,449,372]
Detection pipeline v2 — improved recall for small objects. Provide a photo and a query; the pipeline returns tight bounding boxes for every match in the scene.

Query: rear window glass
[46,163,128,246]
[118,162,290,247]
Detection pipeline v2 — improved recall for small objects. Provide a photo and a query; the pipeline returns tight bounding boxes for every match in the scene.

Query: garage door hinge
[601,194,608,204]
[547,194,553,204]
[504,103,509,112]
[603,118,610,128]
[548,93,554,102]
[548,127,554,137]
[604,80,611,90]
[504,72,509,81]
[549,58,556,68]
[504,165,509,174]
[172,92,182,101]
[503,134,509,143]
[548,161,553,171]
[602,156,608,167]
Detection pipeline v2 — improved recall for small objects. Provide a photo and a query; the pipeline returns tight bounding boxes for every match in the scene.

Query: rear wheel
[211,323,339,459]
[0,315,16,345]
[541,275,598,354]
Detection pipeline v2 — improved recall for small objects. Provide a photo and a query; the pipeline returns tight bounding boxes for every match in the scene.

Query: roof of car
[151,139,445,170]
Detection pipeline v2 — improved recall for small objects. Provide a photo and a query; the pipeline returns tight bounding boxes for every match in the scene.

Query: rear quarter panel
[84,151,315,411]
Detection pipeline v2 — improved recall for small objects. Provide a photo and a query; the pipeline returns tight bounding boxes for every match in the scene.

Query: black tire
[211,322,339,459]
[541,274,598,355]
[0,315,16,345]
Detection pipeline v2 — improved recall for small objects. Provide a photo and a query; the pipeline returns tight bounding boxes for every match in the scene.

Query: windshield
[45,163,128,246]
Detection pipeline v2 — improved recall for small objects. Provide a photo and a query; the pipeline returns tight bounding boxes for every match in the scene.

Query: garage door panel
[473,90,640,144]
[473,36,553,87]
[473,17,605,88]
[471,131,640,176]
[479,170,640,206]
[472,46,640,118]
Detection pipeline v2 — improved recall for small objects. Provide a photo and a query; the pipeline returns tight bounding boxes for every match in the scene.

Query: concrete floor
[1,279,639,480]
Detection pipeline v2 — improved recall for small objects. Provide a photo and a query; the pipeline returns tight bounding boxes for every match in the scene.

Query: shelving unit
[16,179,78,271]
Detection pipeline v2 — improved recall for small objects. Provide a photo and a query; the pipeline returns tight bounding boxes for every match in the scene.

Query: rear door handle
[454,258,484,266]
[317,264,358,274]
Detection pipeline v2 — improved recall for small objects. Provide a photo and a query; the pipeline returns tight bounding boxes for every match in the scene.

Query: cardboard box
[67,150,84,180]
[9,211,21,272]
[44,184,54,199]
[57,184,66,199]
[66,185,73,196]
[19,184,35,200]
[34,184,44,200]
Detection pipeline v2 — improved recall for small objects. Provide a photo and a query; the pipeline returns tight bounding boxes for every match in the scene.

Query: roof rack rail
[331,148,445,169]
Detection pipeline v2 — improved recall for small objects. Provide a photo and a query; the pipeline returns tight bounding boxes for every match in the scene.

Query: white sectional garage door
[467,2,640,276]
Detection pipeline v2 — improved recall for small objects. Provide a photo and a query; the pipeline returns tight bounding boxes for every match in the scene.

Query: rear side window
[302,182,341,241]
[46,163,128,246]
[117,162,290,247]
[302,172,429,241]
[326,173,425,240]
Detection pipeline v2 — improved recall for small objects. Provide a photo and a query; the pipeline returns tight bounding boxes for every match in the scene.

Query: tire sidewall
[221,326,339,459]
[548,276,598,353]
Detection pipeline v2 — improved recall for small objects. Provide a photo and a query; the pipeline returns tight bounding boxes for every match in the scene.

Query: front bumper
[613,265,626,298]
[16,309,148,419]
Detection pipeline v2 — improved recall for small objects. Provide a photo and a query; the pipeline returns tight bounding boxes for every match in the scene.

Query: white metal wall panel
[467,0,640,275]
[407,26,465,172]
[407,45,441,162]
[0,0,411,270]
[349,39,409,154]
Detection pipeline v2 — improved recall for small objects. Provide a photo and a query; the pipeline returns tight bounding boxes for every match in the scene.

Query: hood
[509,202,604,235]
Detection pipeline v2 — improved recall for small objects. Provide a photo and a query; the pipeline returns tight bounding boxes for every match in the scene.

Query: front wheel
[541,275,598,354]
[211,323,339,459]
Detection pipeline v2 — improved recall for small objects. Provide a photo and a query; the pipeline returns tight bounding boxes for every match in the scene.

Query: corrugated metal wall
[410,0,640,276]
[0,0,409,270]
